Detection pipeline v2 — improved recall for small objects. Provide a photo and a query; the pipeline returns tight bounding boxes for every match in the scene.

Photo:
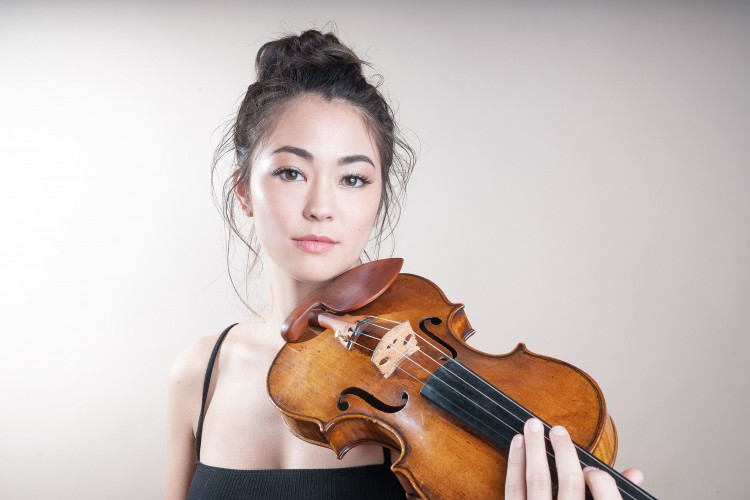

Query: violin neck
[420,359,656,500]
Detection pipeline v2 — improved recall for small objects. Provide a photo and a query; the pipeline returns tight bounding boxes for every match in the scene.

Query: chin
[288,255,359,283]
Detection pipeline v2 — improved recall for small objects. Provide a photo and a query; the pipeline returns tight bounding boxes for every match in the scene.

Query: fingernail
[583,466,598,473]
[513,435,524,449]
[551,426,567,436]
[529,418,542,432]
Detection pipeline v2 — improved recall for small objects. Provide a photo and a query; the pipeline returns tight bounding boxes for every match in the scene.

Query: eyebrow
[271,146,375,169]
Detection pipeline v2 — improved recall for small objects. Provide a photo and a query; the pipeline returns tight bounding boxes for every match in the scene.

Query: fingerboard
[420,359,657,500]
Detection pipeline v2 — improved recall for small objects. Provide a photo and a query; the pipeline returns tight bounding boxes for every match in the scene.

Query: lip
[293,234,337,254]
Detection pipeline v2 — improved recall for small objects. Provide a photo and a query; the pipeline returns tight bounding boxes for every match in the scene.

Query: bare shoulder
[168,333,221,389]
[166,330,227,498]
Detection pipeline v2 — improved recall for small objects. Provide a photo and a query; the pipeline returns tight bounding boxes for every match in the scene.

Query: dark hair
[212,29,417,311]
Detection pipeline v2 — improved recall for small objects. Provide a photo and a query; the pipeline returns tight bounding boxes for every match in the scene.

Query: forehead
[261,95,381,164]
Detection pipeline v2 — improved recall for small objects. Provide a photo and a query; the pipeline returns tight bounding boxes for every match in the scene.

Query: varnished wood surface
[268,273,617,499]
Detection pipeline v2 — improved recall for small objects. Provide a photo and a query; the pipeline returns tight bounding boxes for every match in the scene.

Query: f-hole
[337,388,408,413]
[419,317,457,359]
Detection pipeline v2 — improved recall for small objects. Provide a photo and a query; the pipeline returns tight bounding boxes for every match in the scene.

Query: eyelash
[271,167,301,181]
[271,167,373,187]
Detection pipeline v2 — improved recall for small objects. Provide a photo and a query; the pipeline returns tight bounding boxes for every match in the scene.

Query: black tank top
[187,324,407,499]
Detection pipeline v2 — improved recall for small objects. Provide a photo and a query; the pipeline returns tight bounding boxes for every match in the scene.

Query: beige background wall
[1,1,748,498]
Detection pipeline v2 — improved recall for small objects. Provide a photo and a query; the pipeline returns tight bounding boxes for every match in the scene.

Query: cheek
[250,179,294,240]
[351,191,382,235]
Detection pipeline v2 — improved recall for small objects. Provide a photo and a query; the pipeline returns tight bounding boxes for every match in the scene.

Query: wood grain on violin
[268,258,656,499]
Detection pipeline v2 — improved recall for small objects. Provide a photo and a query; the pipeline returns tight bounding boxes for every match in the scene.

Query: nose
[303,176,335,221]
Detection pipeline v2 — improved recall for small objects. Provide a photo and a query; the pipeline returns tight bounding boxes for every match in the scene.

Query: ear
[234,171,253,217]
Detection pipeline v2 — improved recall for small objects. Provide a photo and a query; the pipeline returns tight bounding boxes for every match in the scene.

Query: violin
[267,258,655,499]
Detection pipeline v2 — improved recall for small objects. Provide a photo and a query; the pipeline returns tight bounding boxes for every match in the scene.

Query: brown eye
[272,167,304,182]
[341,174,372,188]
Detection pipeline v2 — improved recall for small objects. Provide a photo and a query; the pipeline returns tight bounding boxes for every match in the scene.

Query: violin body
[267,270,618,499]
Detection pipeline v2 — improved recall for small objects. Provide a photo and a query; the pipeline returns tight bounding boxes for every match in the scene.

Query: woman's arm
[166,341,207,500]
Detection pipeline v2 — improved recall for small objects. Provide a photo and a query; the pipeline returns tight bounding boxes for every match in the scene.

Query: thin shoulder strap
[194,323,238,461]
[383,447,392,466]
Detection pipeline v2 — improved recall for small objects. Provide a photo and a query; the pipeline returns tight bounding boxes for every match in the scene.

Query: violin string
[354,318,548,434]
[348,326,562,459]
[356,317,554,442]
[355,318,605,458]
[355,319,450,376]
[360,313,569,449]
[355,315,647,498]
[346,320,642,500]
[351,328,537,432]
[344,331,565,473]
[358,316,452,360]
[361,315,451,359]
[338,338,429,387]
[340,330,636,500]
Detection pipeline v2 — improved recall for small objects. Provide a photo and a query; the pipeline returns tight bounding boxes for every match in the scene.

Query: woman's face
[243,95,383,283]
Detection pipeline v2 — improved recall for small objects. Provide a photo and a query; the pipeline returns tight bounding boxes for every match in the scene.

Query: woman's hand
[505,418,643,499]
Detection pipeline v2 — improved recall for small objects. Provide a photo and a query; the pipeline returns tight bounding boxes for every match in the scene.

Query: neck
[253,259,330,344]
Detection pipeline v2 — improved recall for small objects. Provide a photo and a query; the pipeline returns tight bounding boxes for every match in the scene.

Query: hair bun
[255,29,365,83]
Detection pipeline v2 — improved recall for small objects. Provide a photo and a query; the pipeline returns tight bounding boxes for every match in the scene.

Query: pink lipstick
[293,234,337,254]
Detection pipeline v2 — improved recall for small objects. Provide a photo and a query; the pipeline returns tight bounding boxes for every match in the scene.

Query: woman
[166,29,643,499]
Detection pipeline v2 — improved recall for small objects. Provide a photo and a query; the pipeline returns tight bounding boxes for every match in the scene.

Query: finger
[549,426,585,500]
[621,467,644,486]
[505,434,526,500]
[583,467,622,500]
[524,418,553,500]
